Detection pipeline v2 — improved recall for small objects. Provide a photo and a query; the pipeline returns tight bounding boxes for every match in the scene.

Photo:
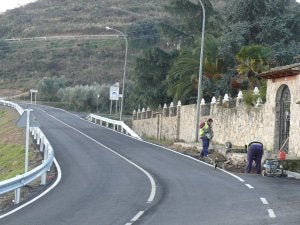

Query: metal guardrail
[0,99,24,115]
[0,100,54,202]
[86,113,142,140]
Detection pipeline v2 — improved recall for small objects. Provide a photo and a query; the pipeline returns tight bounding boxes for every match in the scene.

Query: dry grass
[0,107,42,181]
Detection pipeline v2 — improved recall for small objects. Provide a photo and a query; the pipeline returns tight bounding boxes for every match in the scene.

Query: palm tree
[166,34,223,103]
[235,44,272,89]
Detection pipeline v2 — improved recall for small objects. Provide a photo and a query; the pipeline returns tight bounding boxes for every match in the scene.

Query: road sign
[110,86,119,100]
[16,110,40,128]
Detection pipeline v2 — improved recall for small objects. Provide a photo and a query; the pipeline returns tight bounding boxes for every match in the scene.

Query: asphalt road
[1,104,300,225]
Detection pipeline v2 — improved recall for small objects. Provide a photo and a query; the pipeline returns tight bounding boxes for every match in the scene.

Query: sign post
[97,94,99,114]
[16,109,39,173]
[24,109,31,172]
[30,89,38,104]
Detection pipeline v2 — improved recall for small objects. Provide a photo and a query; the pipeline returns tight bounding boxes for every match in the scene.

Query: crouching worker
[245,141,264,174]
[199,118,213,157]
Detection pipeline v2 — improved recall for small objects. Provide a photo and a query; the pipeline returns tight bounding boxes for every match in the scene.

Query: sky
[0,0,37,13]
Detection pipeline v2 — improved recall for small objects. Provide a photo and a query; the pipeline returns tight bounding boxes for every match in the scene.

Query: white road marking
[260,197,269,205]
[59,106,247,184]
[267,209,276,218]
[141,140,247,183]
[245,184,254,189]
[43,110,157,202]
[131,211,144,222]
[61,107,279,223]
[0,158,62,219]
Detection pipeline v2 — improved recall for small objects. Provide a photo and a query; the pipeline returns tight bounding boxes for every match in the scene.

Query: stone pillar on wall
[132,110,137,120]
[210,97,217,115]
[163,103,169,117]
[223,93,230,108]
[255,97,263,108]
[137,108,141,120]
[169,102,175,117]
[253,87,261,108]
[158,104,162,113]
[176,101,182,140]
[146,107,152,118]
[217,96,222,105]
[141,108,146,119]
[236,91,243,106]
[200,98,205,116]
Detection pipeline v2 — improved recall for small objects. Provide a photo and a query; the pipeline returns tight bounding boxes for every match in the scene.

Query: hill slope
[0,0,171,89]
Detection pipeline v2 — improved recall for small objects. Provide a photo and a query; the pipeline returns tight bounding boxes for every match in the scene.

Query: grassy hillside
[0,107,42,181]
[0,0,171,38]
[0,0,172,90]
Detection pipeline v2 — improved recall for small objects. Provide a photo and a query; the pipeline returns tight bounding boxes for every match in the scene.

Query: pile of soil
[169,142,246,173]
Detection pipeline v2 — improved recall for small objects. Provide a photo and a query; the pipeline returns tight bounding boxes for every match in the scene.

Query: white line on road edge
[131,211,144,222]
[42,109,156,204]
[267,209,276,218]
[0,158,62,219]
[245,184,254,189]
[260,197,269,205]
[142,141,246,183]
[58,105,247,185]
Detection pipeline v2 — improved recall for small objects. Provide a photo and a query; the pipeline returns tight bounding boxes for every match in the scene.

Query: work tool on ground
[209,142,226,170]
[262,159,284,176]
[261,138,288,176]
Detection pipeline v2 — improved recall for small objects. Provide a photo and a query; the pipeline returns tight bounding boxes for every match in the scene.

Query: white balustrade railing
[86,113,141,140]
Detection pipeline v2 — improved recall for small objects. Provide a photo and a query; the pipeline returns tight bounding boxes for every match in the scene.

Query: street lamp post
[97,93,99,114]
[105,26,128,121]
[195,0,206,142]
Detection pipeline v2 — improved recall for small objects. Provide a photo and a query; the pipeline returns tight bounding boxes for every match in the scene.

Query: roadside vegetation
[0,108,40,181]
[0,0,299,113]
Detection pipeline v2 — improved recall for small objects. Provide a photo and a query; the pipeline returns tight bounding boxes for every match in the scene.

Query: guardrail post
[37,133,40,145]
[40,139,44,152]
[41,162,47,185]
[33,128,37,140]
[44,144,48,160]
[14,175,22,204]
[14,188,21,204]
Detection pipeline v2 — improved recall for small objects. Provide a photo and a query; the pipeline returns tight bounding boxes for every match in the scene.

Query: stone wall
[132,95,266,146]
[211,103,267,147]
[132,74,300,158]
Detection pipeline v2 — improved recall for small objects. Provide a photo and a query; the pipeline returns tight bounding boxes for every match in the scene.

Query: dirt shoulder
[146,139,247,173]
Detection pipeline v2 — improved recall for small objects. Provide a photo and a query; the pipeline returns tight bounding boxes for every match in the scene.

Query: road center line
[267,209,276,218]
[245,184,254,189]
[260,197,269,205]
